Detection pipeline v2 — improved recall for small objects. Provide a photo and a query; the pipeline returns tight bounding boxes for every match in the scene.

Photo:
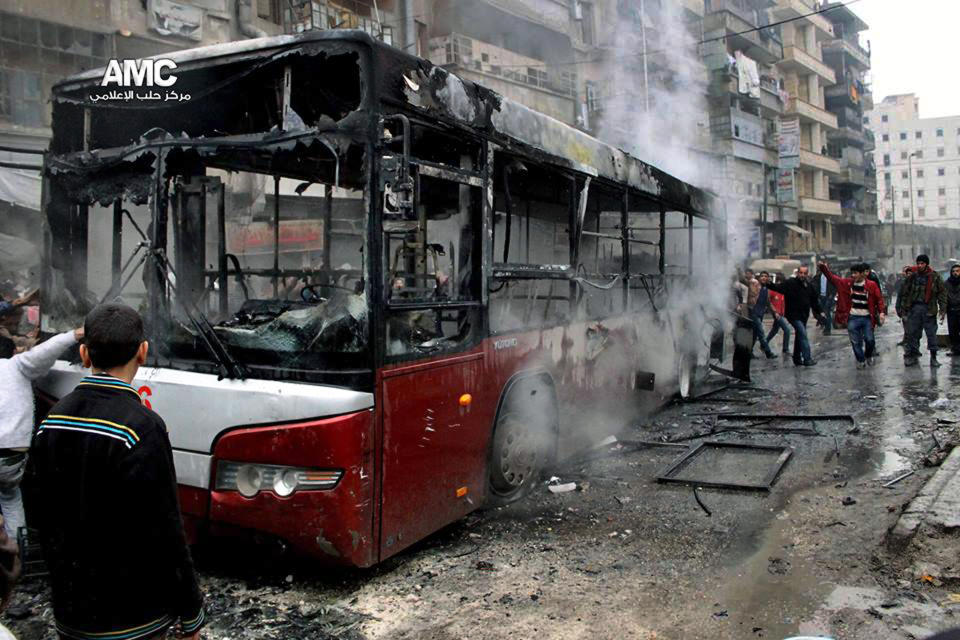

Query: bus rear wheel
[487,410,547,506]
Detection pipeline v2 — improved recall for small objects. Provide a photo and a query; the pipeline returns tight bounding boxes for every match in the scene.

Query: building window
[900,132,907,140]
[938,128,945,137]
[941,206,948,216]
[883,134,889,142]
[916,150,924,159]
[919,207,926,217]
[863,116,869,124]
[940,187,947,196]
[918,189,925,198]
[885,209,893,220]
[940,168,946,176]
[902,190,909,198]
[901,151,908,160]
[939,148,945,157]
[885,172,892,182]
[916,131,923,139]
[883,154,890,166]
[901,170,908,179]
[882,115,889,123]
[579,1,595,46]
[917,169,924,178]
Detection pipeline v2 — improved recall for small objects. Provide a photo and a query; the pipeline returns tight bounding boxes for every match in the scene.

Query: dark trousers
[766,316,791,353]
[733,317,755,382]
[790,319,812,364]
[819,296,835,333]
[905,303,938,358]
[751,315,774,356]
[948,308,960,354]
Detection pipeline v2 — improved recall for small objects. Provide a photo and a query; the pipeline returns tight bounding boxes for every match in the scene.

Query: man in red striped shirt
[818,262,886,369]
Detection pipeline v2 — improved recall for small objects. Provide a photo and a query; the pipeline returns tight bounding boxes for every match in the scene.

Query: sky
[851,1,958,119]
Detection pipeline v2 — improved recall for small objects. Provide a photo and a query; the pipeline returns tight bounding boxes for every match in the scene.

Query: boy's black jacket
[28,372,205,640]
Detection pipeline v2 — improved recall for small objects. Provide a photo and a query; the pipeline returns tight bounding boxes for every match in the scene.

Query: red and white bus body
[38,32,724,567]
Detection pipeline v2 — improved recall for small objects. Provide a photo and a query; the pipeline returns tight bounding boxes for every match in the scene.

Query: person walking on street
[815,265,837,335]
[759,272,791,355]
[896,265,912,347]
[818,262,886,369]
[945,263,960,356]
[768,265,826,366]
[899,254,948,367]
[750,271,777,359]
[731,273,754,382]
[0,328,80,542]
[28,304,206,640]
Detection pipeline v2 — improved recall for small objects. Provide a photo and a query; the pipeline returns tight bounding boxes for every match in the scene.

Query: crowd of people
[733,253,960,380]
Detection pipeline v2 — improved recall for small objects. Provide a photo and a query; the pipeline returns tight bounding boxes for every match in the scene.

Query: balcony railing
[284,0,394,44]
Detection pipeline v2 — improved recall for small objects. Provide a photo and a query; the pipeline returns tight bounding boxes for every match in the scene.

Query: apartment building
[770,0,839,252]
[701,0,794,255]
[822,0,876,256]
[869,94,960,235]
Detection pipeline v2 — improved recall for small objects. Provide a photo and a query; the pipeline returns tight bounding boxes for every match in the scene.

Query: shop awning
[0,167,41,211]
[782,223,811,236]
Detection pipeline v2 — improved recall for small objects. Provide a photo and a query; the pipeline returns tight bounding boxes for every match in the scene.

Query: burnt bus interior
[42,33,722,385]
[44,42,375,385]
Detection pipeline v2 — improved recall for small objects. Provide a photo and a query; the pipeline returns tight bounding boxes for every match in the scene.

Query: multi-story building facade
[771,0,840,252]
[869,94,960,244]
[822,0,876,256]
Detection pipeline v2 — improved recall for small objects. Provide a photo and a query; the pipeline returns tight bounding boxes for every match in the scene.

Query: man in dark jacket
[899,254,948,367]
[945,263,960,356]
[814,266,838,335]
[768,265,826,366]
[28,304,205,640]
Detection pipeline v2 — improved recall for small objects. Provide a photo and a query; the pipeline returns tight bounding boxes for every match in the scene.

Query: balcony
[799,196,842,216]
[780,46,836,83]
[428,34,577,99]
[823,36,870,70]
[771,0,834,39]
[703,1,783,64]
[785,96,838,129]
[283,0,394,44]
[800,148,841,173]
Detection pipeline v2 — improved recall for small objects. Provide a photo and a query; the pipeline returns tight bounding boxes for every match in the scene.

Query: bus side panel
[378,350,494,561]
[488,317,651,460]
[209,410,377,566]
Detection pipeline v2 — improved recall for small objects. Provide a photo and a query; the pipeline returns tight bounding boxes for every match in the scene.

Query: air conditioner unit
[572,0,583,20]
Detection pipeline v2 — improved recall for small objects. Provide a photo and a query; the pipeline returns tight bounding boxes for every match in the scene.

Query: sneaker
[766,352,777,360]
[802,360,817,366]
[856,361,866,369]
[867,356,876,367]
[931,355,941,368]
[905,357,919,367]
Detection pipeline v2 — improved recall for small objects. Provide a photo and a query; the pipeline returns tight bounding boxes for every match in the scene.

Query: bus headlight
[215,461,343,497]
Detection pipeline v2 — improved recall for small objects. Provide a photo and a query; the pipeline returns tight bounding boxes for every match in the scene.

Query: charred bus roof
[49,30,717,218]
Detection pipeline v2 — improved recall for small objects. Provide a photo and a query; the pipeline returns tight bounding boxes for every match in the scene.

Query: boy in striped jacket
[28,303,205,640]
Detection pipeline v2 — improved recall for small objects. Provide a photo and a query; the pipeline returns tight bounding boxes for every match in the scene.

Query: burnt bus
[37,31,725,565]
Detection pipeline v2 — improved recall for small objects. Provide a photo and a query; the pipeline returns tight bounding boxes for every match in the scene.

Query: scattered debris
[936,417,958,425]
[931,398,951,409]
[658,441,793,492]
[475,561,496,571]
[883,470,915,487]
[548,482,577,494]
[842,496,857,506]
[693,487,712,517]
[767,557,790,575]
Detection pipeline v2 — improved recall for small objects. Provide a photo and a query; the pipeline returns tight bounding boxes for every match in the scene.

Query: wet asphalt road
[8,322,960,640]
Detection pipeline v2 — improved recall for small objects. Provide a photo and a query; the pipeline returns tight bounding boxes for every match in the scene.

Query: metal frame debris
[656,441,793,492]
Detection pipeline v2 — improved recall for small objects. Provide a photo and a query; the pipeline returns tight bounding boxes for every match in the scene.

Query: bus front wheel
[487,409,548,506]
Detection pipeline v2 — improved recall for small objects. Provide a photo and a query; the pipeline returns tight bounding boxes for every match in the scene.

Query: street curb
[889,448,960,547]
